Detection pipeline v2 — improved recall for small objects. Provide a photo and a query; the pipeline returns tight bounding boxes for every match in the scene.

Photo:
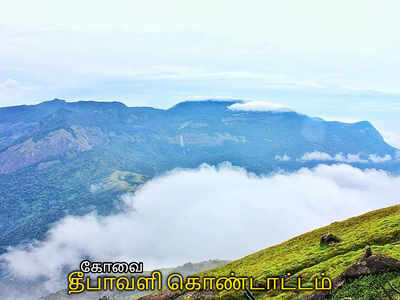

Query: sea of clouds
[1,163,400,299]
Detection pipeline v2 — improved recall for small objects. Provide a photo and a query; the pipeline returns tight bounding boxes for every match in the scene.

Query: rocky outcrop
[320,233,341,246]
[337,253,400,284]
[302,246,400,300]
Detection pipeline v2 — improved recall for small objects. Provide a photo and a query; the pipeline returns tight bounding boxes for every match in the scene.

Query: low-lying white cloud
[228,101,292,112]
[334,153,368,163]
[275,154,291,161]
[301,151,334,161]
[1,163,400,299]
[300,151,393,163]
[368,154,392,163]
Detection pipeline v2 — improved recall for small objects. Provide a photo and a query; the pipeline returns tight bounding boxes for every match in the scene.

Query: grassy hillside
[192,205,400,299]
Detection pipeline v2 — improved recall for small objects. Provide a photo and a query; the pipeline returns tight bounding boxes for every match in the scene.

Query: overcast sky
[1,0,400,144]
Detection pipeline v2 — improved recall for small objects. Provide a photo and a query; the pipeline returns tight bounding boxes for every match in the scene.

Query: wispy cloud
[300,151,392,163]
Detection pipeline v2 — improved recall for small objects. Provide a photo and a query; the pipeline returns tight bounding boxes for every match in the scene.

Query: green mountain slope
[188,205,400,299]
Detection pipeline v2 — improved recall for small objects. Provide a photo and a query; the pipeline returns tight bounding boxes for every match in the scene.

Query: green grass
[332,272,400,300]
[192,205,400,299]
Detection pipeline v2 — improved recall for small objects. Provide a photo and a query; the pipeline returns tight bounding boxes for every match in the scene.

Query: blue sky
[1,0,400,145]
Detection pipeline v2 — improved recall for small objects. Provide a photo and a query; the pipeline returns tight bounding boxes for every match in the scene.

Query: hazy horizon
[2,1,400,147]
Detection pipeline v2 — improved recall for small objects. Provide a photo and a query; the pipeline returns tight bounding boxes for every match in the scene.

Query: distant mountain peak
[40,98,67,105]
[51,98,66,102]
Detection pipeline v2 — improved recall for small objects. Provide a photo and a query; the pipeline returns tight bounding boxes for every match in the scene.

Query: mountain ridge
[0,98,398,252]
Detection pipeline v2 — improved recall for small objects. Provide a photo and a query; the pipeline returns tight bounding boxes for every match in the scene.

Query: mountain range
[0,99,398,251]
